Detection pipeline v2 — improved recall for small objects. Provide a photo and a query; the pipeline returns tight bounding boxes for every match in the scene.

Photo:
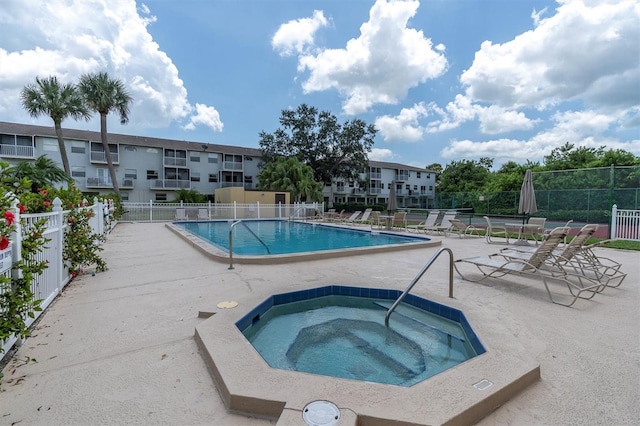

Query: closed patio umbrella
[518,169,538,224]
[387,181,397,212]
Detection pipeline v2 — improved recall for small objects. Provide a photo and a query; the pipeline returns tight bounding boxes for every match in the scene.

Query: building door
[275,193,286,204]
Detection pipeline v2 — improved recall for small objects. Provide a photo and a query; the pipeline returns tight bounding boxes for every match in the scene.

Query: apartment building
[0,121,436,207]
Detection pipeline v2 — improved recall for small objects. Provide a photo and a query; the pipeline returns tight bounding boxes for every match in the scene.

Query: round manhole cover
[302,400,340,426]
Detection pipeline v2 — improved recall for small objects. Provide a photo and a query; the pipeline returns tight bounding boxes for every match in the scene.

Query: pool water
[240,295,480,387]
[177,220,427,255]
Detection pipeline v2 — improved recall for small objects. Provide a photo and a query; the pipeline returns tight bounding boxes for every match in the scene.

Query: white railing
[610,204,640,241]
[1,196,113,355]
[121,201,323,222]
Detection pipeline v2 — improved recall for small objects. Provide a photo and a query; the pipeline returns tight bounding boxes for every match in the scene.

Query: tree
[257,157,323,202]
[8,156,71,192]
[438,158,493,193]
[425,162,443,187]
[20,76,91,177]
[259,104,376,204]
[78,72,133,194]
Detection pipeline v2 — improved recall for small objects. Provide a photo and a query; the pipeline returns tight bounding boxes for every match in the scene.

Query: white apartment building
[0,121,436,208]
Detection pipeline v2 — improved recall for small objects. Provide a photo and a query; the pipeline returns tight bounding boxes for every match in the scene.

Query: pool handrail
[384,247,454,327]
[228,220,271,269]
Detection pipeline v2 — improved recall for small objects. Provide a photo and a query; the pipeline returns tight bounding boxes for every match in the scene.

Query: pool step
[372,301,466,342]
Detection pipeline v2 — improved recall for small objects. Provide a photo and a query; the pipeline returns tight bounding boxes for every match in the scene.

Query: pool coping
[195,284,541,425]
[165,220,441,265]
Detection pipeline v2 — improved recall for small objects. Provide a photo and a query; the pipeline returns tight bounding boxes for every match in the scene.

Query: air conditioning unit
[123,179,133,187]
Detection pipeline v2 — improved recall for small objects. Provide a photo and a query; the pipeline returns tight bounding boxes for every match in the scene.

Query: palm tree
[258,157,322,202]
[9,156,71,192]
[20,76,91,177]
[78,72,133,194]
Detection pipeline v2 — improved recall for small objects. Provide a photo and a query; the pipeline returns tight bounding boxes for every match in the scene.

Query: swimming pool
[237,288,484,386]
[169,219,439,263]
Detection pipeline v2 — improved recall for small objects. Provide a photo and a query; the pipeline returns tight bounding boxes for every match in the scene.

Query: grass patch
[585,238,640,251]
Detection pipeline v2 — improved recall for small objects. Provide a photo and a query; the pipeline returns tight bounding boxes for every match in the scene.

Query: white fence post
[53,197,65,290]
[610,204,617,239]
[9,197,22,280]
[257,201,260,219]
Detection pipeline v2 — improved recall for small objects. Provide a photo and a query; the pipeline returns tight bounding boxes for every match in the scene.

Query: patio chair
[175,208,189,221]
[499,223,625,290]
[454,227,603,307]
[354,208,373,225]
[435,211,458,235]
[340,211,362,224]
[447,218,481,238]
[524,217,547,243]
[391,211,407,230]
[407,210,440,233]
[197,208,210,220]
[369,211,382,230]
[483,216,510,244]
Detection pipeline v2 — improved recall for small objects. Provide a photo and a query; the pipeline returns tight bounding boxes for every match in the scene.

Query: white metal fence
[1,196,112,355]
[610,204,640,241]
[121,201,324,222]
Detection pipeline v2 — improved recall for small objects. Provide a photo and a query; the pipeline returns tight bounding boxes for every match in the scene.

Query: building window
[191,172,200,182]
[416,172,421,178]
[125,146,137,152]
[245,156,253,161]
[71,166,85,178]
[244,176,253,183]
[120,193,129,201]
[429,186,433,191]
[42,138,58,152]
[155,193,167,201]
[427,174,430,179]
[71,141,86,154]
[124,169,137,179]
[413,185,418,190]
[208,174,218,183]
[190,153,200,162]
[208,154,218,164]
[147,170,158,180]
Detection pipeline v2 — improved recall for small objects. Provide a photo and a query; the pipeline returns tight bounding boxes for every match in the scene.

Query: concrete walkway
[1,222,638,425]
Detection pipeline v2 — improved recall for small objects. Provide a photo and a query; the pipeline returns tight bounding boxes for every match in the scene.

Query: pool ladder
[385,247,455,327]
[228,220,270,269]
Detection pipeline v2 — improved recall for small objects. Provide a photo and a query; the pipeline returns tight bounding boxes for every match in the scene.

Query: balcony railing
[90,151,119,164]
[0,145,35,158]
[150,179,191,190]
[223,161,243,170]
[85,178,134,189]
[395,172,410,181]
[164,157,187,167]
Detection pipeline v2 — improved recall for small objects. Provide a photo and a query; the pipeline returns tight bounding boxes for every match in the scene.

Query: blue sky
[1,0,638,170]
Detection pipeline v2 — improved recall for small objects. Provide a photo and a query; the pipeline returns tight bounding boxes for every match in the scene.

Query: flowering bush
[64,207,106,275]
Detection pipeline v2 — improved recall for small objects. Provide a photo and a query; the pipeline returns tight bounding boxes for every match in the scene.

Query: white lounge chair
[341,211,362,225]
[483,216,510,244]
[435,211,457,235]
[407,210,440,233]
[354,208,373,225]
[448,218,481,238]
[197,208,210,220]
[391,211,407,230]
[175,208,189,221]
[454,227,602,307]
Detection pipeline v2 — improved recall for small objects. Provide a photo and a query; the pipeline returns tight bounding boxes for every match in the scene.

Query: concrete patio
[1,222,638,425]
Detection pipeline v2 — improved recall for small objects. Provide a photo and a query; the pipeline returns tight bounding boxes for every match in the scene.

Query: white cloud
[375,103,429,142]
[183,104,224,132]
[368,147,395,161]
[0,0,222,134]
[460,0,640,110]
[272,10,329,57]
[477,106,537,134]
[294,0,447,114]
[440,108,640,166]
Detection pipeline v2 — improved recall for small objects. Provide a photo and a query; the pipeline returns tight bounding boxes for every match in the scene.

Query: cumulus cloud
[183,104,224,132]
[0,0,223,134]
[375,103,429,142]
[460,0,640,110]
[440,108,640,166]
[368,147,395,161]
[272,10,329,57]
[292,0,447,114]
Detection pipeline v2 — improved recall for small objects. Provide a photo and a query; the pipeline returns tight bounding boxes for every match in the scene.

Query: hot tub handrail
[228,220,271,269]
[385,247,454,327]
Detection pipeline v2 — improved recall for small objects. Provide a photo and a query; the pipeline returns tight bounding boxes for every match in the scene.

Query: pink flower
[18,204,26,214]
[43,201,51,207]
[0,236,9,250]
[4,211,15,226]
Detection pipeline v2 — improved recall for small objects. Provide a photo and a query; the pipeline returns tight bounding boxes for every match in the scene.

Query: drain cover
[302,400,340,426]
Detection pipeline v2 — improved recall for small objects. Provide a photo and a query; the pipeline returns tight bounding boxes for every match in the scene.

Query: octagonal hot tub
[237,286,485,387]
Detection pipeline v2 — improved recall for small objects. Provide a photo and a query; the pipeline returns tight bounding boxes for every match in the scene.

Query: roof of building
[1,121,436,172]
[0,121,263,157]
